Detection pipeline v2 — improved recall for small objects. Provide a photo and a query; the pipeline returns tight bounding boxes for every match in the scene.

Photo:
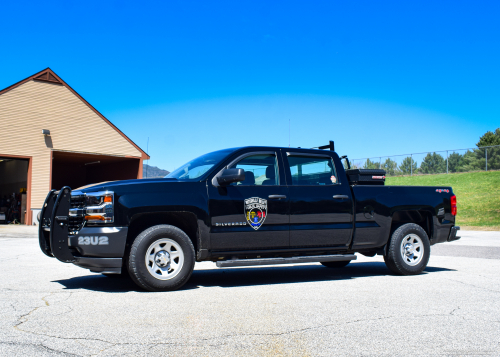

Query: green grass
[386,171,500,229]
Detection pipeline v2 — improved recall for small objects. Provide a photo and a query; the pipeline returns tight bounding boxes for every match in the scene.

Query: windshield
[166,148,235,181]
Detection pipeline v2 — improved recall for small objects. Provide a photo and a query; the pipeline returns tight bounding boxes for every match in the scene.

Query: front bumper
[68,227,128,257]
[39,188,127,273]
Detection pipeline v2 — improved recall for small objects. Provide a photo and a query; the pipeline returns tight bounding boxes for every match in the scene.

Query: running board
[216,254,357,268]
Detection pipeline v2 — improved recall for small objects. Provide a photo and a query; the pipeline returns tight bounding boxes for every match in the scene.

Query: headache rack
[311,140,352,171]
[311,140,335,151]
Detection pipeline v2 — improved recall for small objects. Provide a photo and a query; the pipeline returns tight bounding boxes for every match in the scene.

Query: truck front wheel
[128,225,195,291]
[384,223,430,275]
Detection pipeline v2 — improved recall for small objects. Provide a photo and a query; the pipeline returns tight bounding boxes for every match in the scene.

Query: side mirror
[217,169,245,186]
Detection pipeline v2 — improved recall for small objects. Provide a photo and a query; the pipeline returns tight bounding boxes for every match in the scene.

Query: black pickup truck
[39,143,460,291]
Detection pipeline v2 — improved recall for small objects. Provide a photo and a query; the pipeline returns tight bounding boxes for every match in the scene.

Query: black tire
[127,224,195,292]
[321,260,351,268]
[384,223,430,275]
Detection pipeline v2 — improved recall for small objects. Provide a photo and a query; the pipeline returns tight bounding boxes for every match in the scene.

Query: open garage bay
[0,228,499,356]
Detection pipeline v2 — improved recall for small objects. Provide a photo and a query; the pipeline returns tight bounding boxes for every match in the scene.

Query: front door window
[229,154,279,186]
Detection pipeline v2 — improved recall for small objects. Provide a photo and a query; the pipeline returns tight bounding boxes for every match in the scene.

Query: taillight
[451,195,457,216]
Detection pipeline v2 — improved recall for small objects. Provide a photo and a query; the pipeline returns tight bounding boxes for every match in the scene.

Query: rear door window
[287,155,338,185]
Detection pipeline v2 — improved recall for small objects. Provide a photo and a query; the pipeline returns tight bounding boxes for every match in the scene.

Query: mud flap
[49,186,76,263]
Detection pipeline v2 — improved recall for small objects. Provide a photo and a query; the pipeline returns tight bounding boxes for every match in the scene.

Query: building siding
[0,79,143,212]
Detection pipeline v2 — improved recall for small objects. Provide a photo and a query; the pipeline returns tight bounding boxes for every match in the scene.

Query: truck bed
[351,185,455,250]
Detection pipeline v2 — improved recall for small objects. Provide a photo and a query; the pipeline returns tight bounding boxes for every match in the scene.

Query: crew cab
[38,143,460,291]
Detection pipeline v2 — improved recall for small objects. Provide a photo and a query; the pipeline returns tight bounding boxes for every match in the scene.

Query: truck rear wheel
[321,260,350,268]
[127,224,195,292]
[384,223,430,275]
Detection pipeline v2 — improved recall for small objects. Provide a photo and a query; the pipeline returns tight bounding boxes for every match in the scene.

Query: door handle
[333,195,349,200]
[268,195,287,199]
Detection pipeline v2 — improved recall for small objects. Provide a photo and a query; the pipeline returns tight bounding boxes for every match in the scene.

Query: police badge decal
[244,197,268,230]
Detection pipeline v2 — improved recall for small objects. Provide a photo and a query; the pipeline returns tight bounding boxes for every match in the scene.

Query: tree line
[345,128,500,176]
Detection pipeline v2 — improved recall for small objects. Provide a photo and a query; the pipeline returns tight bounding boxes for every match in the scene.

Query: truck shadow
[186,262,454,289]
[53,262,455,293]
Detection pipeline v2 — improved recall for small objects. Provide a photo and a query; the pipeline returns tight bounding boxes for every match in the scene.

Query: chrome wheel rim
[145,238,184,280]
[400,234,424,266]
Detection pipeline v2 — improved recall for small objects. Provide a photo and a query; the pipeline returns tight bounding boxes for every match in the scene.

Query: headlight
[84,191,114,224]
[69,191,114,225]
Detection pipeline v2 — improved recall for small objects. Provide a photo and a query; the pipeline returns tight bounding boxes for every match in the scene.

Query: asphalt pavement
[0,226,499,356]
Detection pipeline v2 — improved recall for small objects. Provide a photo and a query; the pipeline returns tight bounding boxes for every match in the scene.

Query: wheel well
[126,212,199,254]
[390,210,433,239]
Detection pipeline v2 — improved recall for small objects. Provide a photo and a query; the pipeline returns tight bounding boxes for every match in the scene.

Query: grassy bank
[386,171,500,229]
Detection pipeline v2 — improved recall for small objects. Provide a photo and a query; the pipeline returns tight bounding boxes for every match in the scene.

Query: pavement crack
[6,308,486,355]
[42,295,51,306]
[445,278,500,294]
[167,312,467,344]
[53,306,74,316]
[12,328,118,346]
[89,342,120,357]
[14,292,55,330]
[175,315,399,343]
[0,341,83,356]
[39,342,84,357]
[0,256,22,261]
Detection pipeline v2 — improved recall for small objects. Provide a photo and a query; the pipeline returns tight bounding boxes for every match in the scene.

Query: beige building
[0,68,149,225]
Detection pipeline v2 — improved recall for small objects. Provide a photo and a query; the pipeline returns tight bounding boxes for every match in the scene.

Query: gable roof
[0,68,150,160]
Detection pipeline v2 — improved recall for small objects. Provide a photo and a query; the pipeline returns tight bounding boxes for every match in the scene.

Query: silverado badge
[244,197,267,230]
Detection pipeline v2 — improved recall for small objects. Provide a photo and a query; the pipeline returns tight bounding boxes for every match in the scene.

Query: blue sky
[1,1,499,171]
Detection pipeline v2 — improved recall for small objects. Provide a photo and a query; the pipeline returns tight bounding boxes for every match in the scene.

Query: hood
[75,178,179,193]
[76,181,115,190]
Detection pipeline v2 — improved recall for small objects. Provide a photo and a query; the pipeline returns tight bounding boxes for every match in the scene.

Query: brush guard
[38,186,76,263]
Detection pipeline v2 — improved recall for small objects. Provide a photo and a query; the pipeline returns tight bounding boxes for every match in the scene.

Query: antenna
[289,119,290,147]
[146,137,149,178]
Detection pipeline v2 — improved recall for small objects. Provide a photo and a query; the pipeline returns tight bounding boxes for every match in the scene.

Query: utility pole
[446,151,448,174]
[146,137,149,178]
[289,119,290,147]
[411,154,413,176]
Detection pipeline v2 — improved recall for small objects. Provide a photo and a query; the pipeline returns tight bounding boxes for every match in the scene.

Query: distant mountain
[143,164,170,178]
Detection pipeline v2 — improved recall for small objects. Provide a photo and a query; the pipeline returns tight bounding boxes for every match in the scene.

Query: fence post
[446,151,448,174]
[411,154,413,176]
[486,148,488,171]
